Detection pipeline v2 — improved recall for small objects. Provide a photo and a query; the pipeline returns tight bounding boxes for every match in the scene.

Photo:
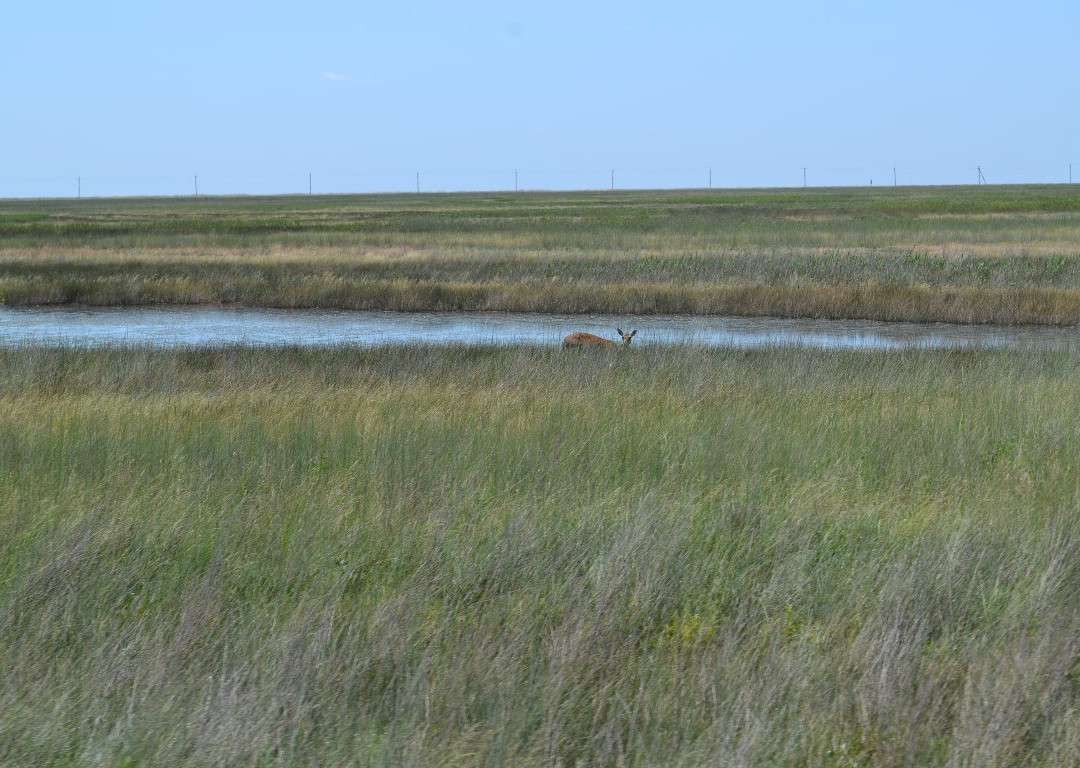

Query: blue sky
[2,0,1078,197]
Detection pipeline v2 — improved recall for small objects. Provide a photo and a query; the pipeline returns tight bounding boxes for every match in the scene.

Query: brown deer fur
[562,329,637,349]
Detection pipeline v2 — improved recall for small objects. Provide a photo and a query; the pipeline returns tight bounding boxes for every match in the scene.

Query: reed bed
[4,186,1080,323]
[3,344,1080,766]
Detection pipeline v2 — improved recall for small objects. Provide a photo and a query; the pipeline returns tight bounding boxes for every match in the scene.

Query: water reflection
[0,307,1076,350]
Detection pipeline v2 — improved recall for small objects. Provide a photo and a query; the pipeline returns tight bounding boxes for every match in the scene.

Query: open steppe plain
[3,187,1080,766]
[3,184,1080,323]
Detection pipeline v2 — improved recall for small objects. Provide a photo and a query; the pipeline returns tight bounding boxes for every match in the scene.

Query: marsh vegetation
[4,186,1080,765]
[3,344,1080,765]
[4,185,1080,324]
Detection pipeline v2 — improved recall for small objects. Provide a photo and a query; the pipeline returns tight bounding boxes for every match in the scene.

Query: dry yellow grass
[4,185,1080,322]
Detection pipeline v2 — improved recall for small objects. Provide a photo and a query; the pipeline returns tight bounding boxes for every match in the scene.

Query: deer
[562,328,637,349]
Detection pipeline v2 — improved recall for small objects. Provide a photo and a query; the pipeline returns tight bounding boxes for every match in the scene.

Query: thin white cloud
[321,70,348,82]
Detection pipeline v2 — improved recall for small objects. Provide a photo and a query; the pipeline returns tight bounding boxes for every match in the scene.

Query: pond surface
[0,307,1076,350]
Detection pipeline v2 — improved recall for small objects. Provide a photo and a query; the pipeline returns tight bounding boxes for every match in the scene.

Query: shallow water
[0,307,1076,350]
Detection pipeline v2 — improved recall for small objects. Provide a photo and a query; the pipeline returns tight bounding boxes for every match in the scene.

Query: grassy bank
[3,344,1080,765]
[4,186,1080,323]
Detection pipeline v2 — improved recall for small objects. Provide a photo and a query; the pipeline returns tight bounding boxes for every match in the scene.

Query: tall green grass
[4,186,1080,322]
[3,344,1080,765]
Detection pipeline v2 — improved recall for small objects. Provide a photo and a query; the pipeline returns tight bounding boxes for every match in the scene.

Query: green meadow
[4,187,1080,765]
[3,344,1080,766]
[3,185,1080,323]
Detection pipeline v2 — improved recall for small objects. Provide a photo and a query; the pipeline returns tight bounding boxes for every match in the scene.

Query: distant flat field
[3,185,1080,324]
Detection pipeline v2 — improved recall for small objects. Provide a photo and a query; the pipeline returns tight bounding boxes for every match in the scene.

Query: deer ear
[617,328,624,335]
[630,330,637,337]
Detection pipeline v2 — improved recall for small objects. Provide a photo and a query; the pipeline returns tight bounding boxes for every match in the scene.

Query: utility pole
[1070,164,1073,184]
[194,175,199,196]
[611,169,615,190]
[77,176,81,198]
[977,166,986,185]
[803,167,807,188]
[416,172,420,193]
[515,170,518,192]
[893,167,897,187]
[309,172,312,195]
[709,167,712,189]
